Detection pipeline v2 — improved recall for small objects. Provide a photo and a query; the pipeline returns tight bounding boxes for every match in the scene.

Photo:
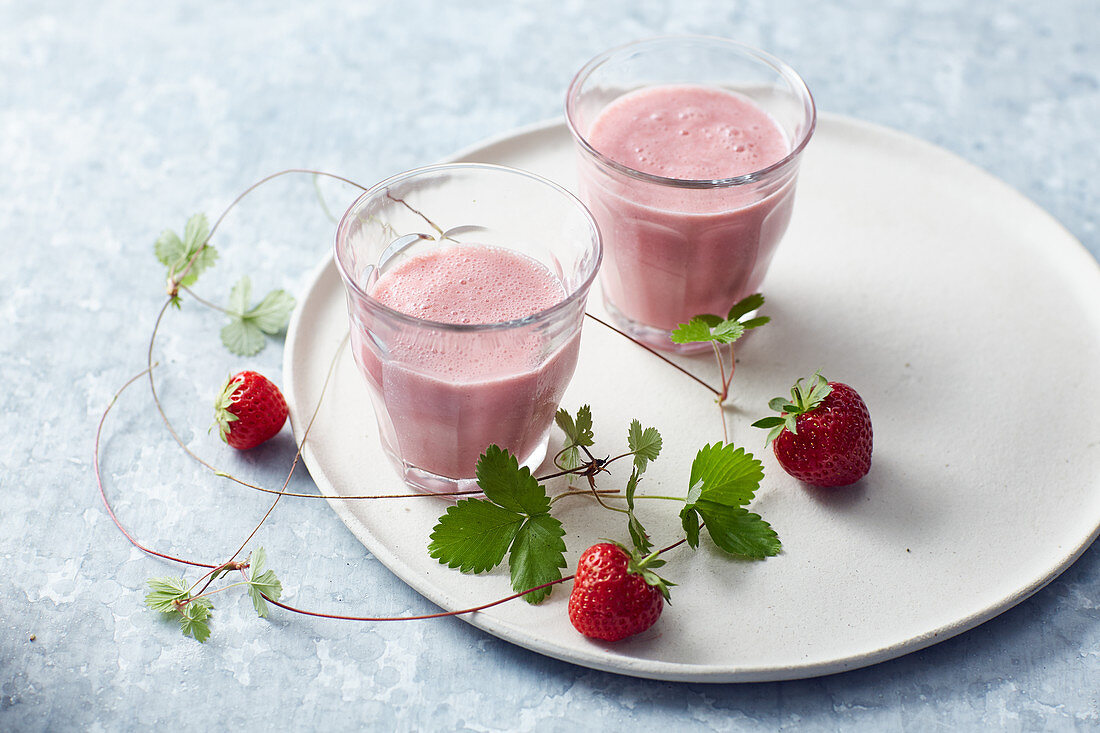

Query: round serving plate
[283,115,1100,682]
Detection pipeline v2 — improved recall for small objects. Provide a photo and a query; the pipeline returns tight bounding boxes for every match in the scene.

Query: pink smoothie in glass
[359,244,578,479]
[579,84,794,331]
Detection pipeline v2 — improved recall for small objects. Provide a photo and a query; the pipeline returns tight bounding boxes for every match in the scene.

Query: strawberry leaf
[476,445,550,515]
[554,405,594,470]
[627,419,662,473]
[682,443,779,559]
[429,446,566,603]
[726,293,765,321]
[625,468,652,554]
[671,293,768,345]
[177,597,213,643]
[428,499,524,574]
[144,576,190,612]
[688,443,764,507]
[220,276,296,356]
[246,547,283,618]
[509,514,567,604]
[680,505,701,549]
[146,576,214,642]
[693,501,781,559]
[155,213,217,288]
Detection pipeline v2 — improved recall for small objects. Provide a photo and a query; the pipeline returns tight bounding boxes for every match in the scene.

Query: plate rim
[284,113,1100,682]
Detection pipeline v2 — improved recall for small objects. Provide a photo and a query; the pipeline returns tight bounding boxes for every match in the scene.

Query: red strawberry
[212,371,289,450]
[568,542,671,642]
[753,373,872,487]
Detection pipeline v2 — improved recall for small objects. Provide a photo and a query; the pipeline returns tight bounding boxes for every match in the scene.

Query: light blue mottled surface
[2,1,1098,730]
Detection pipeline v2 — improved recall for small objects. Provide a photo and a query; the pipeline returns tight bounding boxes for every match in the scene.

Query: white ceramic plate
[284,115,1100,682]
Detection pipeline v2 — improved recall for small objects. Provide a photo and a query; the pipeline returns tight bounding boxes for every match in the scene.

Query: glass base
[601,297,712,355]
[381,430,551,497]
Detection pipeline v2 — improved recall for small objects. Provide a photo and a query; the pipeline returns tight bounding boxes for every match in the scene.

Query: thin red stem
[243,568,575,622]
[100,166,739,633]
[95,366,215,569]
[584,312,720,397]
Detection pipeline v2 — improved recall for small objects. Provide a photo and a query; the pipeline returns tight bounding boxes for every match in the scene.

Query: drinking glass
[334,163,602,493]
[566,36,815,352]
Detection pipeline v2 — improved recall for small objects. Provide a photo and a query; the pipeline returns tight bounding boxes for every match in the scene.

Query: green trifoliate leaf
[476,444,550,515]
[693,501,781,559]
[428,498,524,574]
[688,443,764,507]
[672,293,769,345]
[155,213,217,288]
[177,597,213,643]
[627,420,662,473]
[508,514,567,604]
[681,442,779,559]
[247,547,283,618]
[220,276,296,356]
[429,446,567,600]
[145,576,190,612]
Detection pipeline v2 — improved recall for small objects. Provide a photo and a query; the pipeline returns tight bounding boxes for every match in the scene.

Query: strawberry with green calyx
[751,372,872,488]
[212,371,289,450]
[568,541,674,642]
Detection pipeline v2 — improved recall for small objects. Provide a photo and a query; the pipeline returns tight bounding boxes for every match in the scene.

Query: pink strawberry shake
[357,244,578,479]
[578,84,794,333]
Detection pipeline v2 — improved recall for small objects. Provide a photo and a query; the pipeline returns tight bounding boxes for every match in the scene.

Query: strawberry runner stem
[99,166,736,634]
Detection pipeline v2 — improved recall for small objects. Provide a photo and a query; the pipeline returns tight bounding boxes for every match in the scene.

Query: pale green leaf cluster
[220,276,296,356]
[155,213,218,295]
[144,576,213,643]
[144,546,282,642]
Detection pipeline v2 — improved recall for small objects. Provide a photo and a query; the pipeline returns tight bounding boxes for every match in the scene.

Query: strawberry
[752,373,872,487]
[567,542,672,642]
[212,371,289,450]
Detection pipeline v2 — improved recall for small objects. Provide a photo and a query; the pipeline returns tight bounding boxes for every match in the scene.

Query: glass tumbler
[334,163,602,493]
[566,36,816,353]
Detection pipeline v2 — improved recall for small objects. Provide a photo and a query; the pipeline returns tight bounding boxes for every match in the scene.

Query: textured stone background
[2,1,1098,730]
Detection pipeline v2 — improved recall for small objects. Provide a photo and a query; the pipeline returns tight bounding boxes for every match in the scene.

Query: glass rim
[333,162,603,333]
[564,34,817,189]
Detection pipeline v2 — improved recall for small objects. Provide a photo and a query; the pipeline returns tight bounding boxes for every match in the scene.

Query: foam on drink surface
[587,84,789,180]
[368,244,567,379]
